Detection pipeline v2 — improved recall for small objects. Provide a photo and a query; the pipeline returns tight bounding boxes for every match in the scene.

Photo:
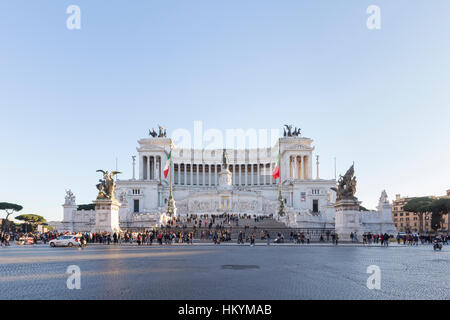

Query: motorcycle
[433,239,443,251]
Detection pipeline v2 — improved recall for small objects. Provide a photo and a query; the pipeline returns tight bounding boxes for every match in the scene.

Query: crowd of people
[1,230,61,246]
[360,232,392,246]
[394,233,450,245]
[1,213,449,248]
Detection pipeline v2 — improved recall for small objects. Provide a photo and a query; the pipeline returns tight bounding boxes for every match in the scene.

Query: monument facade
[55,125,397,238]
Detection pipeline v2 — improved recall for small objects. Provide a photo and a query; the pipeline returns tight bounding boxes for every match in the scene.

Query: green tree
[0,202,23,232]
[403,197,434,234]
[15,214,47,233]
[429,198,450,233]
[77,203,95,211]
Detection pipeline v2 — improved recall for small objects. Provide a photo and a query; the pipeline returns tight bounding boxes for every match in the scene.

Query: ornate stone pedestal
[218,166,232,191]
[334,199,362,242]
[92,199,121,233]
[217,161,233,213]
[166,193,177,217]
[376,192,397,234]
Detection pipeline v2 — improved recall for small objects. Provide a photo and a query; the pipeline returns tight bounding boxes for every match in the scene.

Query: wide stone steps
[164,218,331,240]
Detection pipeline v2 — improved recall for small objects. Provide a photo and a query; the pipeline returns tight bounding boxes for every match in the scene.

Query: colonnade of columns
[141,154,312,184]
[142,155,162,181]
[172,163,277,186]
[288,155,310,180]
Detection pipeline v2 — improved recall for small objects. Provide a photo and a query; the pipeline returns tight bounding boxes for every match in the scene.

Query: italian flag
[272,152,280,179]
[163,151,171,178]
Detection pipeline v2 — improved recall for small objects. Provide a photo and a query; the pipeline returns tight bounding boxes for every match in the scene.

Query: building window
[132,189,141,195]
[312,199,319,213]
[312,189,320,195]
[134,199,139,213]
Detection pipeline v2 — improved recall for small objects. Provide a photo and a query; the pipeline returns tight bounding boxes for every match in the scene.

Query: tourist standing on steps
[238,231,244,244]
[137,233,141,246]
[266,232,271,245]
[384,233,390,246]
[250,233,255,246]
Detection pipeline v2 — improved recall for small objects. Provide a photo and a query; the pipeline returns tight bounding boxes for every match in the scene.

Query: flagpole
[170,145,173,195]
[167,143,175,217]
[277,137,285,218]
[278,138,281,193]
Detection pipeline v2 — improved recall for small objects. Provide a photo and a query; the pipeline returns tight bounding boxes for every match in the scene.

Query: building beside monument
[56,126,397,238]
[392,190,450,233]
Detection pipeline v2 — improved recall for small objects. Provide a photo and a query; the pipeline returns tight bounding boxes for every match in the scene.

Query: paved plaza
[0,244,449,300]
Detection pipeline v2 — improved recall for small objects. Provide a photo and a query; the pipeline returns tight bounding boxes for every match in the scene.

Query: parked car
[49,235,81,247]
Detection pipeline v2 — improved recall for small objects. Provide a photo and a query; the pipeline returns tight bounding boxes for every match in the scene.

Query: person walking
[80,235,87,249]
[266,232,271,246]
[238,231,244,245]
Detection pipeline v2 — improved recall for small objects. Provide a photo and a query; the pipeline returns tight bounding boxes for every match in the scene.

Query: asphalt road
[0,244,449,299]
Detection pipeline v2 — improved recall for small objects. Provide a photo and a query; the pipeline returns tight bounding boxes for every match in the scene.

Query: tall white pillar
[188,163,191,185]
[202,164,205,186]
[215,164,218,185]
[316,155,320,180]
[293,156,297,180]
[155,157,159,182]
[271,163,274,184]
[256,163,260,185]
[197,164,200,186]
[239,165,242,186]
[299,156,302,180]
[303,156,307,180]
[263,164,266,185]
[147,155,155,180]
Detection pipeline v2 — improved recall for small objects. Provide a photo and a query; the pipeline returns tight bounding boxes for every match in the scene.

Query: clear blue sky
[1,0,449,221]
